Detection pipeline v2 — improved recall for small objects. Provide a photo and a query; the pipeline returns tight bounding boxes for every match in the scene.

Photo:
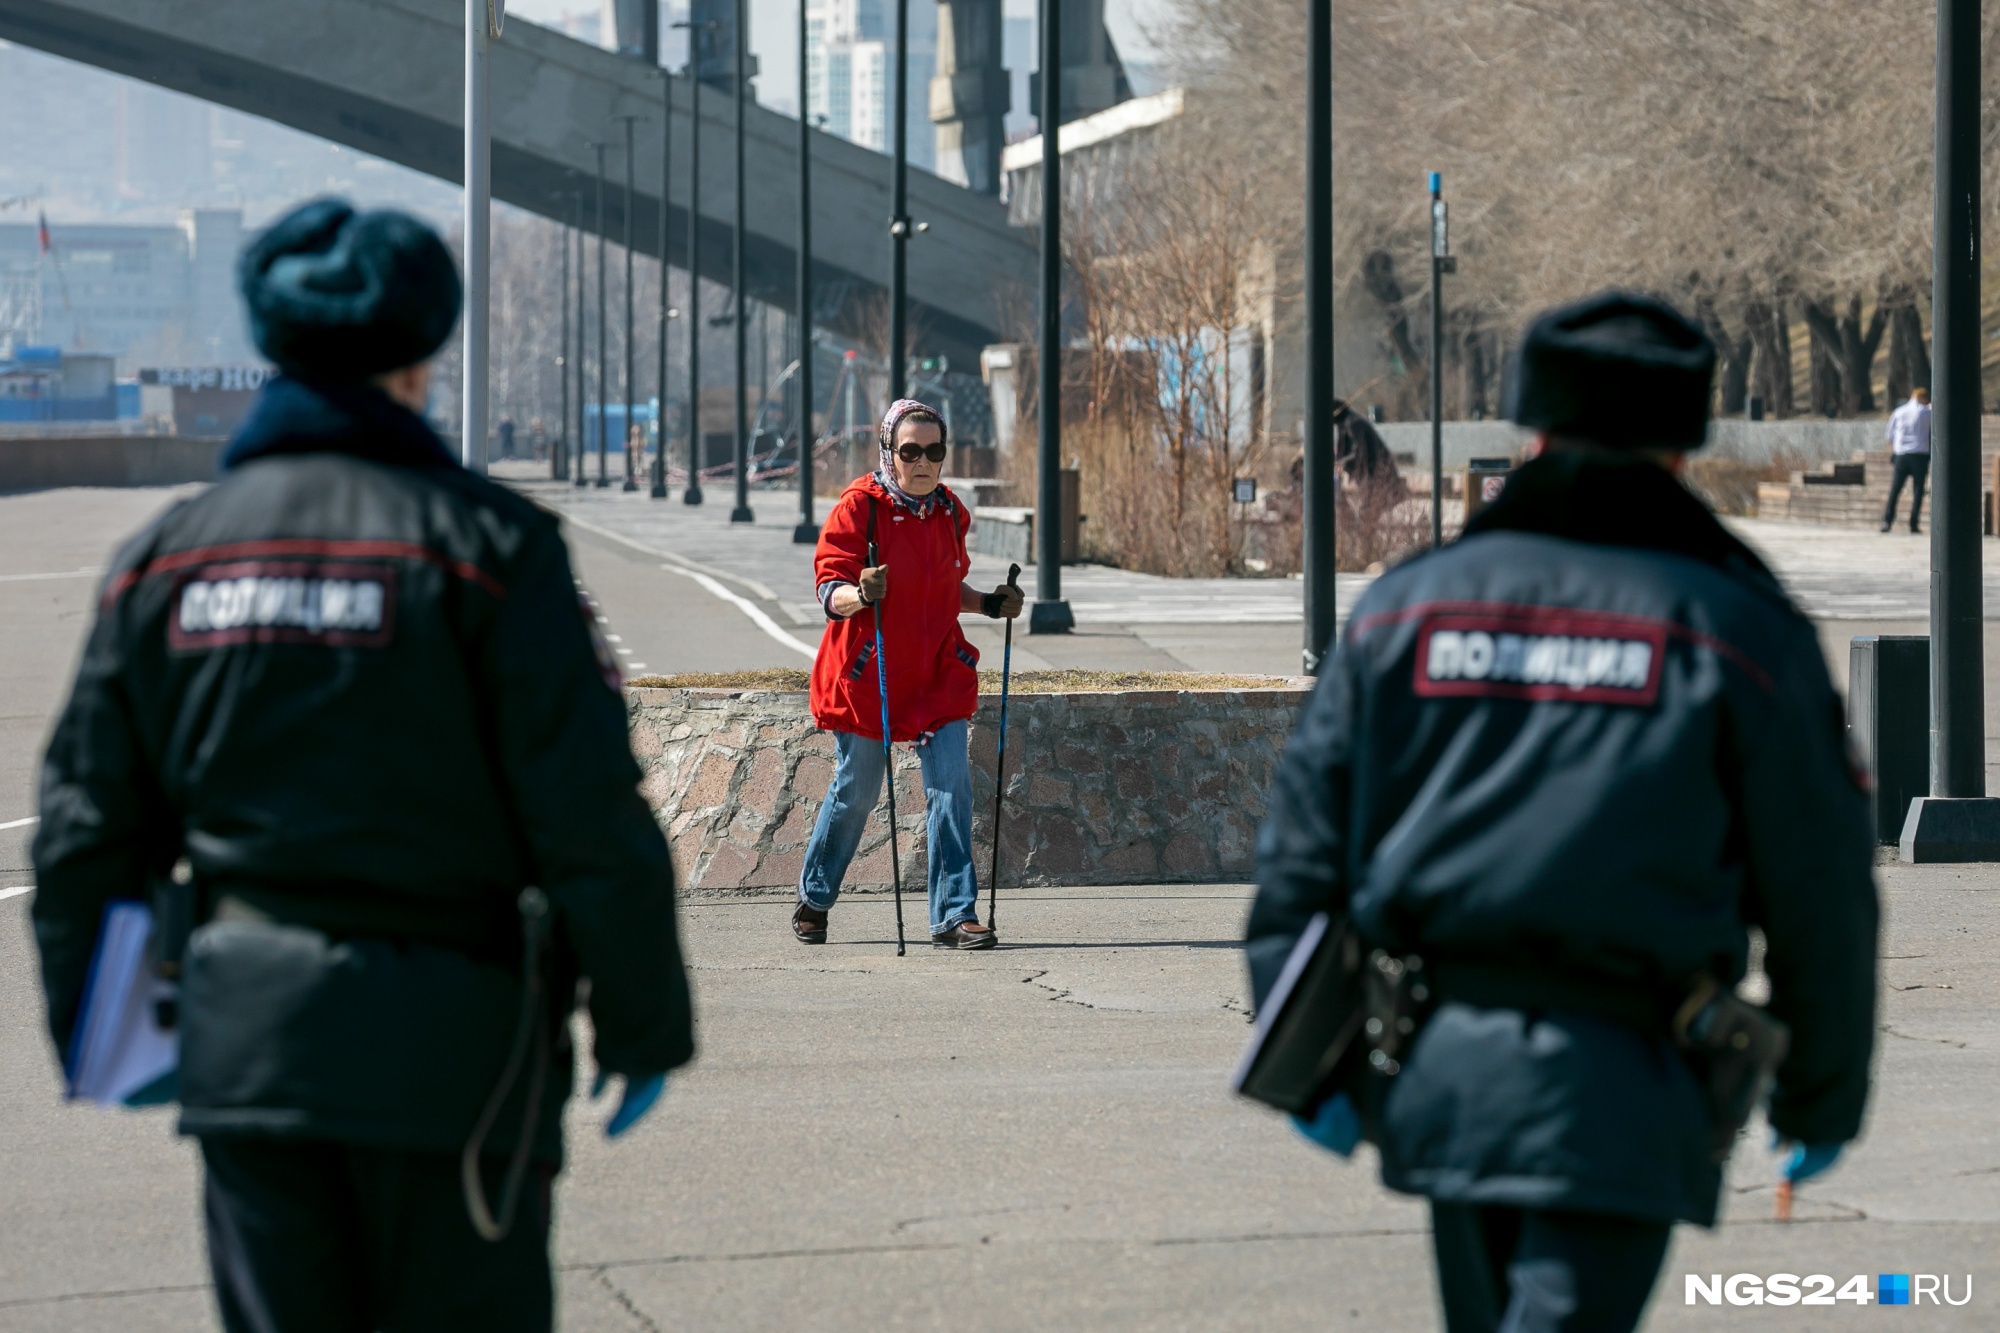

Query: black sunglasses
[895,442,949,463]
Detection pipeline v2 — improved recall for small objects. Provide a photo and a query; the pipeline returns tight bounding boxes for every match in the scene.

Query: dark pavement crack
[1019,967,1093,1007]
[0,1282,212,1311]
[587,1267,664,1333]
[1880,1023,1970,1048]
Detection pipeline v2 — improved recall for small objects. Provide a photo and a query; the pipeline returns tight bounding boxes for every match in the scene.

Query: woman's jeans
[799,719,978,934]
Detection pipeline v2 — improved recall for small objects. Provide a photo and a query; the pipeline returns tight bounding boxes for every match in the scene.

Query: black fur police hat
[1505,291,1715,449]
[239,198,462,383]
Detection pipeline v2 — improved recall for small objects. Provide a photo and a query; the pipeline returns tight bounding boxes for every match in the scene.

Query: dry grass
[627,669,810,690]
[625,668,1302,693]
[976,669,1302,693]
[1681,449,1814,517]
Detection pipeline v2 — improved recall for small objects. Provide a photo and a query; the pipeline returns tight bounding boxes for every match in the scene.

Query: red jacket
[811,475,979,740]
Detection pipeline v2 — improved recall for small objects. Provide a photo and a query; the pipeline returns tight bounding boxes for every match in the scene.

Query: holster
[1371,957,1789,1163]
[146,865,199,1031]
[1672,976,1791,1162]
[1360,949,1435,1076]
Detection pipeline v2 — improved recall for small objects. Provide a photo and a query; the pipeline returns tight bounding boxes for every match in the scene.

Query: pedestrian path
[1727,518,2000,620]
[499,466,1375,629]
[500,466,2000,641]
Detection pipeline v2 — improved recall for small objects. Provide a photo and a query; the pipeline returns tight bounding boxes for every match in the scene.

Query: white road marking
[559,511,779,601]
[0,886,31,902]
[0,815,38,831]
[0,568,102,583]
[662,566,817,659]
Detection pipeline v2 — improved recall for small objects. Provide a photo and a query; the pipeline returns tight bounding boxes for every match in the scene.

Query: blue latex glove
[1290,1093,1362,1158]
[1773,1133,1844,1184]
[592,1071,666,1138]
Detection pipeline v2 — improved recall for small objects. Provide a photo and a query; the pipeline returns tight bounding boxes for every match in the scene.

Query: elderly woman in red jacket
[793,399,1023,948]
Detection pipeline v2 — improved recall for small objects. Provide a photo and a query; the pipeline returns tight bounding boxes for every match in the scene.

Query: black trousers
[200,1137,554,1333]
[1430,1202,1670,1333]
[1883,452,1930,530]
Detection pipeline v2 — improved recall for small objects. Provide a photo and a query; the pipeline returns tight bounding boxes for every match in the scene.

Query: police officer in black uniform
[1248,293,1877,1332]
[33,199,694,1332]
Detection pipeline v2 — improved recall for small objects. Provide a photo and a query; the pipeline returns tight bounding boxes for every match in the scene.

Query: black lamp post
[617,113,642,492]
[653,66,673,499]
[555,191,571,482]
[676,21,713,505]
[1427,170,1453,550]
[887,0,912,401]
[573,187,588,488]
[793,0,818,543]
[1903,0,2000,859]
[1029,0,1071,634]
[1301,0,1334,672]
[729,0,754,523]
[592,140,611,487]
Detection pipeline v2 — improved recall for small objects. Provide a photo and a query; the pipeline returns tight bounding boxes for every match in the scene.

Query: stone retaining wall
[627,682,1313,892]
[0,435,224,491]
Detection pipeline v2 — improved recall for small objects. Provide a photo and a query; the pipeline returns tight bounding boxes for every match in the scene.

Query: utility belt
[152,874,556,1242]
[204,883,524,965]
[1235,915,1790,1164]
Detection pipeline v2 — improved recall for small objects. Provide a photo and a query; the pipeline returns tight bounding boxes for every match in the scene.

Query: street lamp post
[555,191,571,482]
[461,0,501,475]
[793,0,819,543]
[1428,170,1454,550]
[888,0,911,401]
[617,113,642,492]
[676,21,712,505]
[593,140,611,488]
[1301,0,1335,673]
[729,0,754,524]
[1029,0,1071,634]
[573,189,588,488]
[1903,0,2000,860]
[654,67,673,499]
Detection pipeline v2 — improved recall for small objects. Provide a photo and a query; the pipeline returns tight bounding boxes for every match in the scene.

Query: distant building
[806,0,936,169]
[1000,87,1184,224]
[0,346,120,422]
[0,211,255,374]
[139,364,273,437]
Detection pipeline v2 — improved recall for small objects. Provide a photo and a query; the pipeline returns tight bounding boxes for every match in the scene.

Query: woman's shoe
[793,902,829,944]
[931,921,997,950]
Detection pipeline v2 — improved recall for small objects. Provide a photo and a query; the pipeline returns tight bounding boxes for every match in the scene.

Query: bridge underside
[0,0,1035,367]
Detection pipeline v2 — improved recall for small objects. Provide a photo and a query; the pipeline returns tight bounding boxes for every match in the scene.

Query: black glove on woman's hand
[981,584,1025,619]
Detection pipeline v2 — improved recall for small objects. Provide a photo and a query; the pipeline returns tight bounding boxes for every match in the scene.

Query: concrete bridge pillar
[931,0,1009,196]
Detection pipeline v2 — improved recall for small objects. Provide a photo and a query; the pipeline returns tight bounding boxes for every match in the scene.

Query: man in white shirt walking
[1882,386,1931,533]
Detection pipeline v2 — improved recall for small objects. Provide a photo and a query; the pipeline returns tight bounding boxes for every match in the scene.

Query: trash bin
[1465,457,1514,521]
[1849,635,1929,845]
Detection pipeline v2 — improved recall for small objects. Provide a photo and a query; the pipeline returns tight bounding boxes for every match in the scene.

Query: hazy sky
[504,0,1178,113]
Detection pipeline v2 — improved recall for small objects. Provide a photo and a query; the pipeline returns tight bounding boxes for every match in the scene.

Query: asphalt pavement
[0,482,1995,1330]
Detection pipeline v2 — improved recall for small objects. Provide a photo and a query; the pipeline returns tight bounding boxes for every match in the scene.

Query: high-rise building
[805,0,934,169]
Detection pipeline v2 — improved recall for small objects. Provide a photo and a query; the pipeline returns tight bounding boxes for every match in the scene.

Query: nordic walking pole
[986,562,1021,930]
[869,536,905,956]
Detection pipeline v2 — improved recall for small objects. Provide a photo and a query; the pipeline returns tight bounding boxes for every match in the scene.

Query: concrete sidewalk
[4,868,1994,1329]
[0,481,1993,1329]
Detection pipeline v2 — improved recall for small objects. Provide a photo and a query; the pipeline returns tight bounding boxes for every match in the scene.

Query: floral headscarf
[875,397,950,514]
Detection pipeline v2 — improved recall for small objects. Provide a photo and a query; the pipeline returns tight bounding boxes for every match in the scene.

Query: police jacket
[33,376,695,1164]
[1248,451,1876,1226]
